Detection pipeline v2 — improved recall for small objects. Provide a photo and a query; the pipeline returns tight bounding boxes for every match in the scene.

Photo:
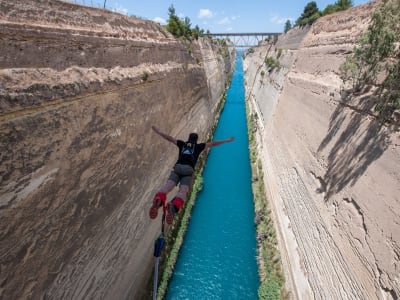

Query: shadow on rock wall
[317,92,391,200]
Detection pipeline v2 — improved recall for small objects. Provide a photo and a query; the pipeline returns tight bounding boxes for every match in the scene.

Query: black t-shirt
[176,140,206,168]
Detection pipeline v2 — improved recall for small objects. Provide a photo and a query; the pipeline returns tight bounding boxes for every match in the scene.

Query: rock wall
[244,2,399,299]
[0,1,235,299]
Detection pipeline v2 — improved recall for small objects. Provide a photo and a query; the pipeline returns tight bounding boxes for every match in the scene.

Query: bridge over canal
[206,32,280,48]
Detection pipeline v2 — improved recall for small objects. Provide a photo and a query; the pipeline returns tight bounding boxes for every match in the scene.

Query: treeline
[284,0,353,32]
[166,5,208,40]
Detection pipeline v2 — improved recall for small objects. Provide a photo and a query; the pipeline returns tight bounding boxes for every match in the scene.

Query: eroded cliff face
[0,1,235,299]
[244,2,399,299]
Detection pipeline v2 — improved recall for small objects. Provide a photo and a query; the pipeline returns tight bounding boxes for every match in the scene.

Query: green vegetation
[166,5,205,40]
[295,0,353,27]
[264,57,281,71]
[295,1,321,26]
[284,20,292,33]
[339,0,400,124]
[322,0,353,15]
[246,109,286,299]
[142,71,149,81]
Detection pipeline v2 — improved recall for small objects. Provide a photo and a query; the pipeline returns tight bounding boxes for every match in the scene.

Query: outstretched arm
[205,137,234,149]
[152,126,177,145]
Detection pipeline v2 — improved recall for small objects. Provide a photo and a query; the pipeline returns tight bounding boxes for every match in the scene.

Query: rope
[152,202,167,300]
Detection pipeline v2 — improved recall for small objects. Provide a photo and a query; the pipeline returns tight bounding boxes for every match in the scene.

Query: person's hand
[228,137,235,142]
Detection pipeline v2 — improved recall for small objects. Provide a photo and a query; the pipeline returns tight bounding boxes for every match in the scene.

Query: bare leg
[159,179,177,194]
[165,184,189,224]
[175,184,190,201]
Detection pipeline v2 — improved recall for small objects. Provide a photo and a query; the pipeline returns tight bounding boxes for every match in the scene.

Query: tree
[303,1,319,16]
[322,0,353,15]
[284,20,292,33]
[166,5,203,40]
[336,0,353,10]
[296,1,320,26]
[339,0,400,124]
[166,5,182,37]
[192,25,204,40]
[322,4,338,15]
[183,17,192,38]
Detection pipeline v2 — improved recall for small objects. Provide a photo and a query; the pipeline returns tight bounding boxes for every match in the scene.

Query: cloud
[217,17,230,25]
[112,4,128,15]
[198,9,214,19]
[270,14,293,25]
[217,15,239,25]
[153,17,166,25]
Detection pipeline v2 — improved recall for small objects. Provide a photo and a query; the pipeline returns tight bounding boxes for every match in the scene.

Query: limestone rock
[244,2,399,299]
[0,1,235,299]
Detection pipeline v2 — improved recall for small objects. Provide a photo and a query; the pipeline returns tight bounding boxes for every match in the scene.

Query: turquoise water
[166,53,258,299]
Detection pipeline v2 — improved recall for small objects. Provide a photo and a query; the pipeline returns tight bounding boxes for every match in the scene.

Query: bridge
[206,32,280,48]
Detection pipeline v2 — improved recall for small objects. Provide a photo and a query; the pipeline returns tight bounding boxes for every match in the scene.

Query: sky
[70,0,372,33]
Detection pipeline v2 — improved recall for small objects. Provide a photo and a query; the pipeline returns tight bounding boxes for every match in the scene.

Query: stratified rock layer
[244,2,399,299]
[0,1,235,299]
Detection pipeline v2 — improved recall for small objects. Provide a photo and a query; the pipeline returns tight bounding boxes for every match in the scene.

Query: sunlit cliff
[244,1,399,298]
[0,1,235,299]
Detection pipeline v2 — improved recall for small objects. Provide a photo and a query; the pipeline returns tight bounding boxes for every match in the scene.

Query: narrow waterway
[166,53,259,299]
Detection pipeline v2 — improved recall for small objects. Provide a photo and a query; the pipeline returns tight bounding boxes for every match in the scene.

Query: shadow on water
[317,91,392,200]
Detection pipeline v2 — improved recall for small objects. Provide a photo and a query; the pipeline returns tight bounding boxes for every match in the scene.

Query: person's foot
[149,192,166,219]
[166,201,178,225]
[165,197,184,225]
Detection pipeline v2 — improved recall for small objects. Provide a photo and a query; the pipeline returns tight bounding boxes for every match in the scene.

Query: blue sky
[71,0,371,33]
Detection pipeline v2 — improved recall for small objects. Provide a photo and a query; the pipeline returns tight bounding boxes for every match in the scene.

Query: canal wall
[243,2,400,299]
[0,1,235,299]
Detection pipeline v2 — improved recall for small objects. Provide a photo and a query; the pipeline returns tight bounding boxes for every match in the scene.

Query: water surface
[166,53,258,299]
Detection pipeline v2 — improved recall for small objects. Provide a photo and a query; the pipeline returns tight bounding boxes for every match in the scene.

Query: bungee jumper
[150,126,234,299]
[149,125,234,224]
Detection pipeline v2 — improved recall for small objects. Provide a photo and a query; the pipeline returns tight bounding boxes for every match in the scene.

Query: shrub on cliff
[339,0,400,124]
[322,0,353,16]
[264,57,281,71]
[142,71,149,81]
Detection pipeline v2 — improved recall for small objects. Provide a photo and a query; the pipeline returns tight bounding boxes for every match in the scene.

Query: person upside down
[149,126,234,224]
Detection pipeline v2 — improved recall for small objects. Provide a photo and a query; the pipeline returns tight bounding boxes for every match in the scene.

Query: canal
[166,52,259,299]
